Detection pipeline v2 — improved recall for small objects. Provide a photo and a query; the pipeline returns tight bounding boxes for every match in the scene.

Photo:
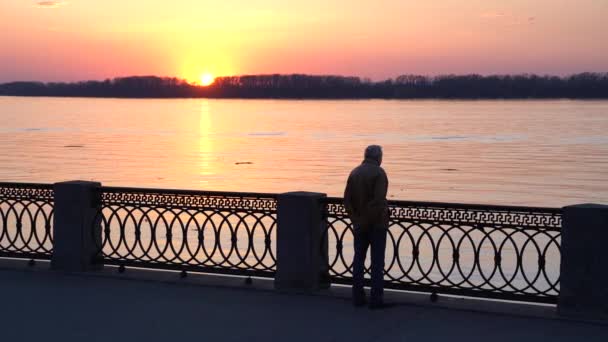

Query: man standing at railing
[344,145,390,309]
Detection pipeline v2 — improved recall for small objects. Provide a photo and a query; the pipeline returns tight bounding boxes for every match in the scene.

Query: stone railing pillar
[275,191,327,291]
[559,204,608,319]
[51,181,103,272]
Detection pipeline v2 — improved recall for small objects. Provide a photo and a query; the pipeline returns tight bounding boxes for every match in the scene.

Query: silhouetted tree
[1,73,607,99]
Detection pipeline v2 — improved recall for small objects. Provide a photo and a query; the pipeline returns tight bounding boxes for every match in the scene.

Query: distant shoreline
[2,93,608,100]
[1,73,607,99]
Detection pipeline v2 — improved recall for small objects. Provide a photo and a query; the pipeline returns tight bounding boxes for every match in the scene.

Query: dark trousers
[352,224,387,304]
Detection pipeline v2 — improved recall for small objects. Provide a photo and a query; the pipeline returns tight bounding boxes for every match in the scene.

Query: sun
[200,73,215,86]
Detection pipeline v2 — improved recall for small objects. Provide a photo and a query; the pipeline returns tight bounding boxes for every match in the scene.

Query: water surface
[1,96,607,207]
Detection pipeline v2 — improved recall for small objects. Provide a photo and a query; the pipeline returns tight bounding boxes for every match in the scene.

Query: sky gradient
[1,0,607,83]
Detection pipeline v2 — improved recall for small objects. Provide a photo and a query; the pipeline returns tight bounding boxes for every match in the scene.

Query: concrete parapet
[275,191,327,291]
[559,204,608,319]
[51,181,102,272]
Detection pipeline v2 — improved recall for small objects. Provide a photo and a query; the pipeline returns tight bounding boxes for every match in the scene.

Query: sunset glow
[0,0,607,82]
[200,73,215,86]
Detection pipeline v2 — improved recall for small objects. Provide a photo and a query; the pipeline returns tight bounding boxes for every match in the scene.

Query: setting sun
[200,73,215,86]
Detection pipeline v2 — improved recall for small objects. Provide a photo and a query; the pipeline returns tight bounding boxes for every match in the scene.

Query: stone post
[51,181,103,272]
[558,204,608,319]
[275,191,327,291]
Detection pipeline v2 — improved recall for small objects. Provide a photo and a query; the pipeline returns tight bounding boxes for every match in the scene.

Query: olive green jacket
[343,158,389,228]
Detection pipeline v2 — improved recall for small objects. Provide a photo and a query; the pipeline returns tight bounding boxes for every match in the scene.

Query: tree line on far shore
[1,73,607,99]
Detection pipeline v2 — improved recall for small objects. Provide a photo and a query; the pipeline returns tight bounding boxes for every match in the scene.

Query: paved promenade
[1,265,607,342]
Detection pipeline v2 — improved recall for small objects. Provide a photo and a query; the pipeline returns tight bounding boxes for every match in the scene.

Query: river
[1,96,607,207]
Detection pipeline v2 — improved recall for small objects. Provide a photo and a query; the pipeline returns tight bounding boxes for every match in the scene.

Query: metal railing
[0,182,54,260]
[322,198,562,303]
[0,181,564,304]
[94,186,277,278]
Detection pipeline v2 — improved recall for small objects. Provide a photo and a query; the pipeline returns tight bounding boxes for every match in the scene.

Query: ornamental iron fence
[0,183,54,260]
[0,181,566,304]
[93,186,277,278]
[322,197,562,303]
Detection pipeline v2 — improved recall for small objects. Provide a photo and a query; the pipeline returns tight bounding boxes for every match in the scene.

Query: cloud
[36,1,68,8]
[481,12,507,19]
[481,12,537,26]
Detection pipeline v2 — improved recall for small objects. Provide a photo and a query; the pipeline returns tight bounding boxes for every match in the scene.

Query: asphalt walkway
[1,267,607,342]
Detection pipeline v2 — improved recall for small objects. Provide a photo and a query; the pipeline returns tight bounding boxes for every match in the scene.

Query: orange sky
[1,0,607,82]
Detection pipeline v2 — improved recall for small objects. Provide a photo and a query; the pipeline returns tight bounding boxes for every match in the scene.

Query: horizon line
[2,71,608,85]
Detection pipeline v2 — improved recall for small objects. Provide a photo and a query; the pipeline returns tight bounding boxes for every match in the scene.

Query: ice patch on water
[431,135,470,140]
[309,133,526,143]
[247,132,286,136]
[414,134,526,143]
[561,136,608,145]
[0,127,69,133]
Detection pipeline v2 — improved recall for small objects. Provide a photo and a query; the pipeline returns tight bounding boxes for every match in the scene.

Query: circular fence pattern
[322,198,562,303]
[94,188,277,277]
[0,183,54,258]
